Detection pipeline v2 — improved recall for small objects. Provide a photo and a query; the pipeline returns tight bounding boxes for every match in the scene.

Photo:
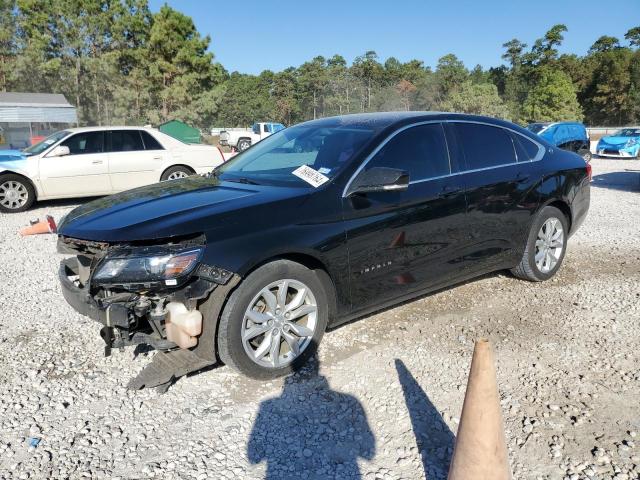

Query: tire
[160,166,194,181]
[511,206,569,282]
[237,139,251,152]
[0,174,36,213]
[217,260,328,379]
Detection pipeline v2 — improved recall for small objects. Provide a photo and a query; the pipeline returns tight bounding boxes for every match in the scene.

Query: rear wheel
[217,260,328,379]
[160,166,193,181]
[0,174,35,213]
[237,139,251,152]
[512,206,568,282]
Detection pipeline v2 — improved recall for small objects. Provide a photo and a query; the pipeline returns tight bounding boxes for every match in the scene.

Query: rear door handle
[152,156,162,160]
[92,159,104,164]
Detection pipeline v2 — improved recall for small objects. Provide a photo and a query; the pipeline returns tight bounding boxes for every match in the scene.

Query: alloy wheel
[535,217,564,274]
[241,279,318,369]
[167,170,189,180]
[0,181,29,210]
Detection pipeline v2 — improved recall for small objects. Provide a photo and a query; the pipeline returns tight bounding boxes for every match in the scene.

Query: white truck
[218,122,285,152]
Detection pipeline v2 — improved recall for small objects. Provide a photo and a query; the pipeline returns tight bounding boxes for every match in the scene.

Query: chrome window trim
[342,119,546,197]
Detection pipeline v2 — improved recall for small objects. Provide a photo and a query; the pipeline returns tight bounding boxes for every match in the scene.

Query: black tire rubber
[217,260,328,379]
[237,139,251,152]
[511,206,569,282]
[160,165,194,181]
[0,174,36,213]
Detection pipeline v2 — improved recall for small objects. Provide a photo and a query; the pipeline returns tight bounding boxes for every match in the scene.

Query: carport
[0,92,78,149]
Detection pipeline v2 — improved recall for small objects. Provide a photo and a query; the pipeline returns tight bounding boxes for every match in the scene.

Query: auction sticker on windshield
[292,165,329,188]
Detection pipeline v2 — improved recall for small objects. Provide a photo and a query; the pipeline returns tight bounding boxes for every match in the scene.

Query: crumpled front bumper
[596,143,639,158]
[59,257,112,325]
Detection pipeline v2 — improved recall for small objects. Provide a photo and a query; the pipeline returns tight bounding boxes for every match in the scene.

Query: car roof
[64,126,160,134]
[297,111,526,131]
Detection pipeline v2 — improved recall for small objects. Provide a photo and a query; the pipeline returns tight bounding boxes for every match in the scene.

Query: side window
[510,133,541,162]
[61,131,104,155]
[140,131,164,150]
[454,123,516,170]
[365,123,450,182]
[264,124,270,134]
[110,130,144,152]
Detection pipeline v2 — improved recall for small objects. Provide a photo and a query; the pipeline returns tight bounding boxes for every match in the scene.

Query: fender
[0,155,44,198]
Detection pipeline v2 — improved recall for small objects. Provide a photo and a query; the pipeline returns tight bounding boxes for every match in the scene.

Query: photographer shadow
[248,357,375,479]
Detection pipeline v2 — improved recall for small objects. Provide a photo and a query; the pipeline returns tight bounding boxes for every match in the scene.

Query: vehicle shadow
[247,354,375,479]
[395,359,455,479]
[591,171,640,192]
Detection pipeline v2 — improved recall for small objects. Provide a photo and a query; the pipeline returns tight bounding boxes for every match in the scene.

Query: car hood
[58,176,300,242]
[0,150,26,161]
[599,136,637,146]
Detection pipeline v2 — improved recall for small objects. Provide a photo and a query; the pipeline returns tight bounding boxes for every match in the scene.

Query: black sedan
[57,112,590,383]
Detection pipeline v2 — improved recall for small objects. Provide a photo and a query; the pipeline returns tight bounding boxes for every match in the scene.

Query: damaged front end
[58,234,239,390]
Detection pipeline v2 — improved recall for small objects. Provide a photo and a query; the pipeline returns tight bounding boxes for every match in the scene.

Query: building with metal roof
[0,92,78,149]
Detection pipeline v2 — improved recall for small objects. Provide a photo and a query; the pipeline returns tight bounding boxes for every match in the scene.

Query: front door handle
[92,159,104,164]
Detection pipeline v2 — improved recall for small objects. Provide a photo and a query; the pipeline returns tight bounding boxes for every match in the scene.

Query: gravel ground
[0,157,639,480]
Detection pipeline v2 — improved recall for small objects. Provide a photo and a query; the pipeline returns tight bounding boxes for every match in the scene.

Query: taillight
[586,162,592,181]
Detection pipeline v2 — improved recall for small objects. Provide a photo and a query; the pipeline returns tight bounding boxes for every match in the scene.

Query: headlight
[625,139,637,147]
[93,247,203,286]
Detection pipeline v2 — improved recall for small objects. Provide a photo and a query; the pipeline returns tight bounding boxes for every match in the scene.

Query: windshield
[216,123,377,187]
[23,130,70,156]
[526,123,549,134]
[613,128,640,137]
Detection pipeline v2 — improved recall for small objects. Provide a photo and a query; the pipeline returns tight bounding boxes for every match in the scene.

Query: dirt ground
[0,157,638,480]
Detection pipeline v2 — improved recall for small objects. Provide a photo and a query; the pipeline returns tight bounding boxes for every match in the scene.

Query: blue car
[596,127,640,158]
[526,121,591,162]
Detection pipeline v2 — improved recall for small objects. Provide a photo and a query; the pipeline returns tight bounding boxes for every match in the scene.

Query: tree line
[1,1,639,129]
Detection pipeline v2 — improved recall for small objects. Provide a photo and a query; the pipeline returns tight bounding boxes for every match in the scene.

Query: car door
[449,121,540,272]
[108,129,166,191]
[39,131,111,197]
[342,122,467,310]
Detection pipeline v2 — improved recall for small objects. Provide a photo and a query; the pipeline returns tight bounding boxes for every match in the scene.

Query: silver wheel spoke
[289,304,316,321]
[282,330,300,356]
[535,217,564,274]
[269,331,281,367]
[276,280,289,308]
[253,331,273,360]
[287,322,313,338]
[246,309,271,324]
[285,288,306,312]
[243,323,272,341]
[261,289,277,313]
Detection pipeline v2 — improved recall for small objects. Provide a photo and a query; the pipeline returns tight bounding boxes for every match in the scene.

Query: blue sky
[149,0,639,74]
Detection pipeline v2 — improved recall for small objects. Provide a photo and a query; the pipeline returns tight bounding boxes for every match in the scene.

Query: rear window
[454,123,516,170]
[141,131,164,150]
[111,130,144,152]
[510,133,541,162]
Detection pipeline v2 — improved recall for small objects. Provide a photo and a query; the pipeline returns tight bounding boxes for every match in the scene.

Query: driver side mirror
[47,145,70,157]
[347,167,410,196]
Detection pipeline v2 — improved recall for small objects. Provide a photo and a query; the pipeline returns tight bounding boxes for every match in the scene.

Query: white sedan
[0,126,226,212]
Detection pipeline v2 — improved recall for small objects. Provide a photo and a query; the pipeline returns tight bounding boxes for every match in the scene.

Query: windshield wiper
[224,176,261,185]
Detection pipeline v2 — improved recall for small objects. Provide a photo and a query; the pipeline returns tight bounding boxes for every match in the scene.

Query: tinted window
[111,130,144,152]
[140,131,164,150]
[454,123,516,170]
[511,133,540,162]
[365,124,450,181]
[61,131,104,155]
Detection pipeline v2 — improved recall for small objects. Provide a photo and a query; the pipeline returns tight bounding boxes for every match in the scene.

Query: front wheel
[217,260,328,379]
[0,174,35,213]
[511,206,569,282]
